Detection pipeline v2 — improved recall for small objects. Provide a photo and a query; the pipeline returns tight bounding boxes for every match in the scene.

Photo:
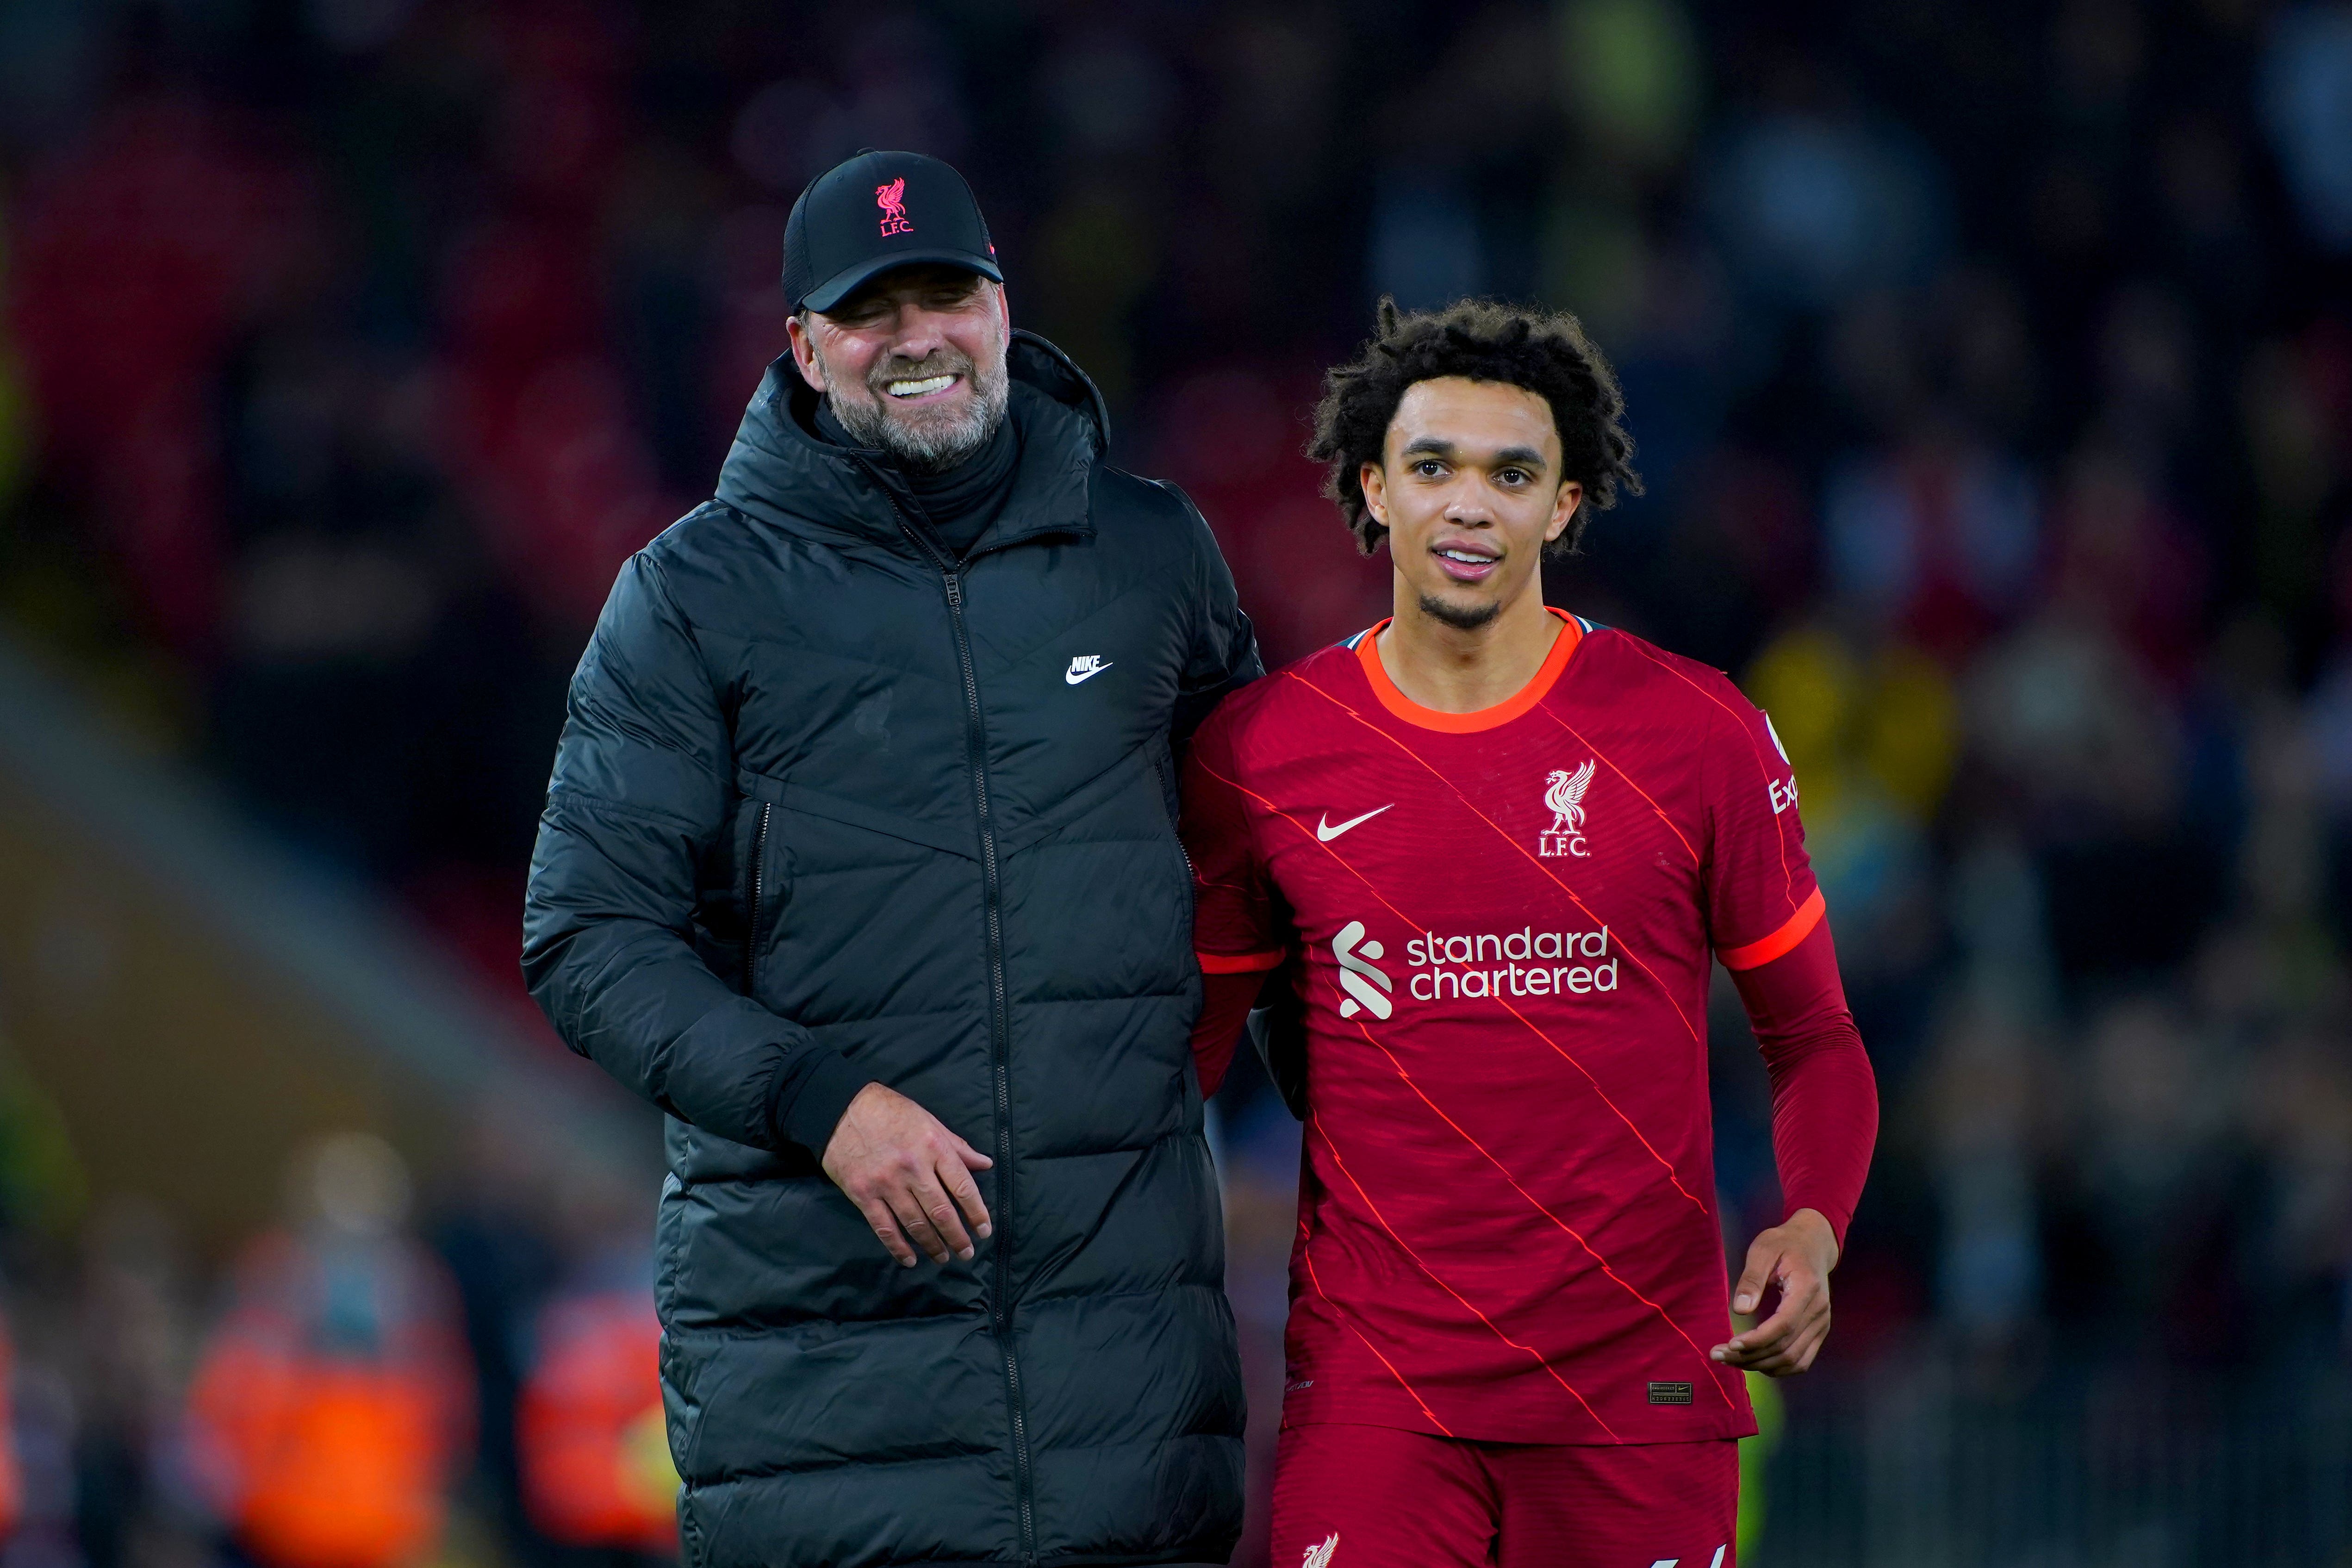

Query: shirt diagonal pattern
[1179,610,1825,1444]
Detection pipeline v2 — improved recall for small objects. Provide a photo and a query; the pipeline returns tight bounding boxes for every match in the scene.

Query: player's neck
[1375,580,1562,715]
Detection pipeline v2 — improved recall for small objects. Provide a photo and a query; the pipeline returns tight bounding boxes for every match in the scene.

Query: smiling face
[787,263,1012,472]
[1361,376,1583,632]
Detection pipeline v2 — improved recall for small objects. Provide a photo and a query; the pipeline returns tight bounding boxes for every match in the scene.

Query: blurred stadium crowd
[0,0,2350,1563]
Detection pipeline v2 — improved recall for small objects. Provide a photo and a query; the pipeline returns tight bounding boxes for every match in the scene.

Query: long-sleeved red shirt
[1181,613,1878,1443]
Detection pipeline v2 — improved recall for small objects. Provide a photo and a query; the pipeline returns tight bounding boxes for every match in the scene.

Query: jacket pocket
[738,795,783,1001]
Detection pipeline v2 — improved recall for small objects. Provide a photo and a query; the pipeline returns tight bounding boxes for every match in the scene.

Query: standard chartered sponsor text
[1401,924,1618,1001]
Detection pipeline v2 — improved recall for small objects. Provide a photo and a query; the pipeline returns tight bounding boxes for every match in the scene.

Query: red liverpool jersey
[1180,610,1823,1444]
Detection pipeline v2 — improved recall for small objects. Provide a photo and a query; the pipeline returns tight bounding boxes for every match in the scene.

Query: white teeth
[888,375,956,398]
[1437,548,1494,564]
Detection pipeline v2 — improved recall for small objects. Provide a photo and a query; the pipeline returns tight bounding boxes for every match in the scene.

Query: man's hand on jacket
[821,1083,995,1267]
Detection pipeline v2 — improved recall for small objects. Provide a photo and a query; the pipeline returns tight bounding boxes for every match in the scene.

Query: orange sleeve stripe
[1717,888,1826,971]
[1197,949,1285,974]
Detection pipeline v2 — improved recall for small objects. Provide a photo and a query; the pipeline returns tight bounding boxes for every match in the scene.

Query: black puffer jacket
[523,334,1257,1567]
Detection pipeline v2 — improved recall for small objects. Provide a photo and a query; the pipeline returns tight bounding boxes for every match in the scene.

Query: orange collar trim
[1354,608,1585,734]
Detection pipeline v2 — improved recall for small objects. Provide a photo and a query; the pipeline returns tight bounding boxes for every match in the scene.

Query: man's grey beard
[823,342,1012,474]
[1418,591,1502,632]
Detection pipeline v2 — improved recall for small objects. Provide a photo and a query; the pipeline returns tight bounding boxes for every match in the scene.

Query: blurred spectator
[2259,4,2352,252]
[2070,994,2235,1346]
[1703,72,1949,316]
[8,1353,75,1568]
[185,1134,473,1568]
[1968,608,2183,834]
[1920,999,2050,1357]
[5,95,317,653]
[0,1309,19,1543]
[1742,625,1942,982]
[2241,1029,2352,1353]
[70,1200,196,1568]
[516,1246,675,1561]
[1821,429,2040,663]
[423,1117,562,1564]
[1556,0,1704,174]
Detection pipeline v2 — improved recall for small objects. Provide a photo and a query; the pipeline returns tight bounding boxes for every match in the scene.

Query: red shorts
[1270,1423,1737,1568]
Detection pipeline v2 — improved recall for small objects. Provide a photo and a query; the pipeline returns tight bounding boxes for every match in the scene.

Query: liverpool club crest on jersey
[1538,760,1595,858]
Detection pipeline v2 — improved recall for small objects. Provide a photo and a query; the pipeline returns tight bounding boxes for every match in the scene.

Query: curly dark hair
[1308,297,1642,557]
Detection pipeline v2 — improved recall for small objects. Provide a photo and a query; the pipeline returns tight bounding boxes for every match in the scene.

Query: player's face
[789,265,1012,471]
[1360,377,1583,632]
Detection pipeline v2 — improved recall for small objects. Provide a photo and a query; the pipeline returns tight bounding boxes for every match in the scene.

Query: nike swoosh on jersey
[1316,804,1394,841]
[1066,656,1113,684]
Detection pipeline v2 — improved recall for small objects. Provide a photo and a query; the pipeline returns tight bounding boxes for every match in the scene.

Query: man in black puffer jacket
[523,151,1257,1567]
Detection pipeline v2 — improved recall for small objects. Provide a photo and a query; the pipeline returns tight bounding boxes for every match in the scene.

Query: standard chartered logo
[1332,920,1393,1020]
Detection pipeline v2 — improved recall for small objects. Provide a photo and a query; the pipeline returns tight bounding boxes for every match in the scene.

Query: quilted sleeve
[522,552,867,1154]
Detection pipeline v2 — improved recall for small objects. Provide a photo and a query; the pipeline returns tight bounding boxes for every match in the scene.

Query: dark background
[0,0,2349,1563]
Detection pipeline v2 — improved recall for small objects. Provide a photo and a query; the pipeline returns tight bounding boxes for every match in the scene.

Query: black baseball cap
[782,149,1002,315]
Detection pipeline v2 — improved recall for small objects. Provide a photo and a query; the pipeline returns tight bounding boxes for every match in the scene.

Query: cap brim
[801,251,1005,313]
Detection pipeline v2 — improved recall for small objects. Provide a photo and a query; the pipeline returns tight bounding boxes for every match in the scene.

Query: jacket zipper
[1153,754,1198,907]
[858,472,1038,1566]
[746,803,772,997]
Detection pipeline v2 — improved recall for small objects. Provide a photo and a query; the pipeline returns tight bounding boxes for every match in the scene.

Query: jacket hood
[715,330,1109,553]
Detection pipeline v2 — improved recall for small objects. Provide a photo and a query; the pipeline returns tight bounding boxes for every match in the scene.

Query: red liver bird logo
[876,178,912,236]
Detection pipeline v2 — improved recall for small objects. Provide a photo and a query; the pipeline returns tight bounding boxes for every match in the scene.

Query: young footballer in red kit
[1180,300,1878,1568]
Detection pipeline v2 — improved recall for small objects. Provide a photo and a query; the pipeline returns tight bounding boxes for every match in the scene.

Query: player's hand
[820,1083,993,1267]
[1710,1207,1839,1376]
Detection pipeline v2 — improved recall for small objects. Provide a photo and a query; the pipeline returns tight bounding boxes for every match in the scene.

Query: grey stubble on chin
[824,342,1012,476]
[1417,591,1503,632]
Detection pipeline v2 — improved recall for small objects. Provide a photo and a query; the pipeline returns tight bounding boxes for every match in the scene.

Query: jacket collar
[715,330,1106,556]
